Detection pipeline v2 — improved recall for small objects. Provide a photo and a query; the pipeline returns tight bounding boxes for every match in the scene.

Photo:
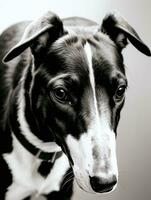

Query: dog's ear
[3,11,64,62]
[100,11,151,56]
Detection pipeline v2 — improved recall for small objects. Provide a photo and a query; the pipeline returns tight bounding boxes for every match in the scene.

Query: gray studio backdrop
[0,0,150,200]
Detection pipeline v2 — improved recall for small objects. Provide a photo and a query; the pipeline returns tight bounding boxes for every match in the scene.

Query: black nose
[89,175,117,193]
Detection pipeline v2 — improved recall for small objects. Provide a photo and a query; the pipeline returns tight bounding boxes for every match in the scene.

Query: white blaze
[84,42,99,120]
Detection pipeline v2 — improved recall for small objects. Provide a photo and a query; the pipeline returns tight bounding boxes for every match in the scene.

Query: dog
[0,10,150,200]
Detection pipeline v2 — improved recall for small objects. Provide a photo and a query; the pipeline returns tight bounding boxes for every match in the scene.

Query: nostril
[89,175,117,193]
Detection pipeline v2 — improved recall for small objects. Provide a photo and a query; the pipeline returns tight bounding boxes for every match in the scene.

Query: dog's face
[32,33,125,192]
[4,11,150,193]
[40,34,126,193]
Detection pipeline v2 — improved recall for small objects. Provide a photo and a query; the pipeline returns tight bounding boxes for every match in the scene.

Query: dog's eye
[53,86,68,102]
[115,85,126,101]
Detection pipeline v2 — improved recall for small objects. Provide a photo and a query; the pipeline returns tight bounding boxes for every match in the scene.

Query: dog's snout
[89,175,117,193]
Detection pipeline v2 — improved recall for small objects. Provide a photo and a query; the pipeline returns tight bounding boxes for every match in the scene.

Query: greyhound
[0,10,150,200]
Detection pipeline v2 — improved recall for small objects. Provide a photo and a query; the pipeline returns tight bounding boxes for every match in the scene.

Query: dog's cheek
[111,100,125,134]
[65,134,95,192]
[65,134,92,170]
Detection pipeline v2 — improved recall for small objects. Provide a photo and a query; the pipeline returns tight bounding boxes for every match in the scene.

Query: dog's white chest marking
[3,135,70,200]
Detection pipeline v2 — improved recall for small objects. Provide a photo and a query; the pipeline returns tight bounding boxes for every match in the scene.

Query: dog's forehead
[88,33,125,74]
[48,31,125,80]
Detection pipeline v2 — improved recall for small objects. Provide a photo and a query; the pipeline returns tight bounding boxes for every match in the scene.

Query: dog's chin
[75,179,96,194]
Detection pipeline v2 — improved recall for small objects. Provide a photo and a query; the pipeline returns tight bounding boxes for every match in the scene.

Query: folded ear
[100,11,151,56]
[3,11,64,62]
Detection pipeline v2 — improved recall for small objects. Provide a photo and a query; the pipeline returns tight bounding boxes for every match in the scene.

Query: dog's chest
[3,135,70,200]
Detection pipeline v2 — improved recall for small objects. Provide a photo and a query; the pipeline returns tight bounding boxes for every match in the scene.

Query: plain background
[0,0,151,200]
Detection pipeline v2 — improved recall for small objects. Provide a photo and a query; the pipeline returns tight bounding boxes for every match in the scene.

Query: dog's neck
[9,62,62,161]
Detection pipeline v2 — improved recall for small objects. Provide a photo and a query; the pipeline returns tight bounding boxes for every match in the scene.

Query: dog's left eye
[53,86,68,102]
[115,85,126,101]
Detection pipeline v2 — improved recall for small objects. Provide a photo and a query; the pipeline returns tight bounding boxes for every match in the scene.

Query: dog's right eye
[53,86,68,102]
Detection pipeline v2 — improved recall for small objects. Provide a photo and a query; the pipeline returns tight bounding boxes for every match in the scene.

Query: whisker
[63,170,73,180]
[66,180,74,193]
[61,175,74,190]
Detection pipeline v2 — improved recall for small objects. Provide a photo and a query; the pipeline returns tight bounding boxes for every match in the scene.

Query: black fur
[0,156,12,199]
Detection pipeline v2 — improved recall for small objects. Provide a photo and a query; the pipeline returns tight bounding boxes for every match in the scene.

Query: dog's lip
[74,176,96,194]
[76,181,96,194]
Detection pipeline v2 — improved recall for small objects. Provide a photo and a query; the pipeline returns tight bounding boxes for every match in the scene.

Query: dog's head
[3,11,150,193]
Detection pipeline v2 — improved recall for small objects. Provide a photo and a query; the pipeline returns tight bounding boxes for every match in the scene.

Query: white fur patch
[84,42,100,122]
[66,134,94,193]
[3,134,70,199]
[3,134,44,199]
[37,154,69,195]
